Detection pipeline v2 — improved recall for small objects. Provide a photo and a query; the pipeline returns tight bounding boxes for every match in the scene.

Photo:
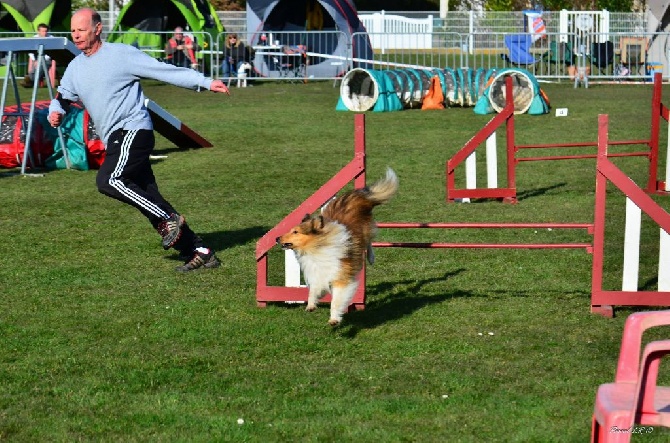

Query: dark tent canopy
[0,0,71,33]
[246,0,373,78]
[106,0,223,54]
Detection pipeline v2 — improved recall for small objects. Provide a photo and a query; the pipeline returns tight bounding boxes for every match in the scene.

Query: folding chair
[273,45,307,83]
[591,310,670,442]
[591,41,615,75]
[272,55,298,82]
[620,37,648,77]
[501,34,538,71]
[544,41,574,76]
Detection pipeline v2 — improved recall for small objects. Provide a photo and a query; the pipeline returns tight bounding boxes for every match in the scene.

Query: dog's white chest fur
[296,223,350,292]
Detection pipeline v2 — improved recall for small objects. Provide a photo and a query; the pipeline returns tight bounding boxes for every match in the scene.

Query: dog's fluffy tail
[367,167,398,205]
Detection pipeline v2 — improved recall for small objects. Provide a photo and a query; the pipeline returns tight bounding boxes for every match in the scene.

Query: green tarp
[0,0,71,33]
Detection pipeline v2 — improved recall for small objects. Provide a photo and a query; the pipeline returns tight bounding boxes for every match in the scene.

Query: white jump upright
[284,250,302,287]
[661,229,670,291]
[486,132,498,189]
[621,195,670,294]
[622,198,642,291]
[457,131,498,203]
[460,151,476,203]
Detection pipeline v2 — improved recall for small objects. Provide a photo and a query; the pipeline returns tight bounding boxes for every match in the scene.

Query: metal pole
[41,55,71,170]
[109,0,115,32]
[21,46,44,174]
[440,0,448,19]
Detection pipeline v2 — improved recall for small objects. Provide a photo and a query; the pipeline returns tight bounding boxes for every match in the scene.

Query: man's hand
[48,111,63,127]
[209,79,230,95]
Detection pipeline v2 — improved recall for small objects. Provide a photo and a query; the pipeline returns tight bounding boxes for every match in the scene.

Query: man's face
[70,11,101,55]
[37,26,48,37]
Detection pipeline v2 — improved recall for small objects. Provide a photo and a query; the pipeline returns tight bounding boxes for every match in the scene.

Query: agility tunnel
[474,67,550,115]
[337,67,544,113]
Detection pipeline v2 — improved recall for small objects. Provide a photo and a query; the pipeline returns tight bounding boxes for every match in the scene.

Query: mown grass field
[1,78,669,442]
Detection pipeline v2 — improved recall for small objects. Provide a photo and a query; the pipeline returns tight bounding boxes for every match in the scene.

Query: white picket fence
[359,11,433,52]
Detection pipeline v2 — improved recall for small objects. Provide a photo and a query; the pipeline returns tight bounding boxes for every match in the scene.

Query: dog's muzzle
[276,237,292,249]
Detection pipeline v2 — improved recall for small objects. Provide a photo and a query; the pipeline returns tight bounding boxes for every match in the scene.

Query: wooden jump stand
[255,115,368,310]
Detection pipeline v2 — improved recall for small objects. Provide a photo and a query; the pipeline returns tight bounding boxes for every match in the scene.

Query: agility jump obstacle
[592,114,670,317]
[446,72,669,204]
[256,116,368,309]
[255,106,670,316]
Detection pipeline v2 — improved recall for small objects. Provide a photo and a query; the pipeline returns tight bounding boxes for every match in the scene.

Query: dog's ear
[307,215,325,233]
[302,213,311,222]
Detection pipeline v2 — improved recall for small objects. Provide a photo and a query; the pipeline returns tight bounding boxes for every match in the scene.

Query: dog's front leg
[328,281,359,326]
[306,285,322,312]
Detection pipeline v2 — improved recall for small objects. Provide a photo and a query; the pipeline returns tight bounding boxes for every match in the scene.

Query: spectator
[26,23,57,87]
[165,26,198,69]
[48,8,231,271]
[221,33,247,78]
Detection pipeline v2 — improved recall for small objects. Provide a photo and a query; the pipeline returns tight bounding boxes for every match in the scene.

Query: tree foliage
[595,0,634,11]
[486,0,634,11]
[72,0,124,10]
[75,0,635,14]
[210,0,446,12]
[354,0,440,9]
[209,0,245,11]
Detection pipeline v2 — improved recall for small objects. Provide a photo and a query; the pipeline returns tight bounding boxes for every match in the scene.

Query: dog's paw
[305,304,317,312]
[328,319,341,327]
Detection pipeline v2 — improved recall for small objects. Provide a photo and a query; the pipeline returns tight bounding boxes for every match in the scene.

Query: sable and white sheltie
[277,168,398,326]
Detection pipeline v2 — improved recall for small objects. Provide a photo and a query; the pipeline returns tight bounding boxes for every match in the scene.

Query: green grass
[1,79,670,442]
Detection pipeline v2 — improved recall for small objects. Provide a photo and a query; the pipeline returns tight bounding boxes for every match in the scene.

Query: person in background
[26,23,57,87]
[165,26,198,69]
[48,8,231,271]
[221,33,247,78]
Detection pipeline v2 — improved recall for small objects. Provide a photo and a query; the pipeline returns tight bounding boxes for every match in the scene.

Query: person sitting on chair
[26,23,57,87]
[221,33,247,78]
[165,27,198,69]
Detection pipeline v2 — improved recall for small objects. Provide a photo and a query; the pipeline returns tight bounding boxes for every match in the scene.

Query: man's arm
[165,40,176,56]
[47,92,74,127]
[209,79,230,95]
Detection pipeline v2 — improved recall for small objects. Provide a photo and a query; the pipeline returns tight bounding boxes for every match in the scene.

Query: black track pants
[96,128,204,253]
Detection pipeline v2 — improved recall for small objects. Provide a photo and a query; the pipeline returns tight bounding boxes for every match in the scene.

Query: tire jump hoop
[446,72,670,204]
[255,112,670,317]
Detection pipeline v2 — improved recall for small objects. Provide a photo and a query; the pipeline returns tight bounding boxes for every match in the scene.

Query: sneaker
[157,213,184,250]
[176,250,221,272]
[177,250,193,261]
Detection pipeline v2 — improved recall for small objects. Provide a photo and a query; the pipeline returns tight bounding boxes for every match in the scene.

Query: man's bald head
[70,8,103,56]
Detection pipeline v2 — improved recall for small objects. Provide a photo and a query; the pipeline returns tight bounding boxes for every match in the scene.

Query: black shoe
[177,250,193,261]
[157,213,184,250]
[176,250,221,272]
